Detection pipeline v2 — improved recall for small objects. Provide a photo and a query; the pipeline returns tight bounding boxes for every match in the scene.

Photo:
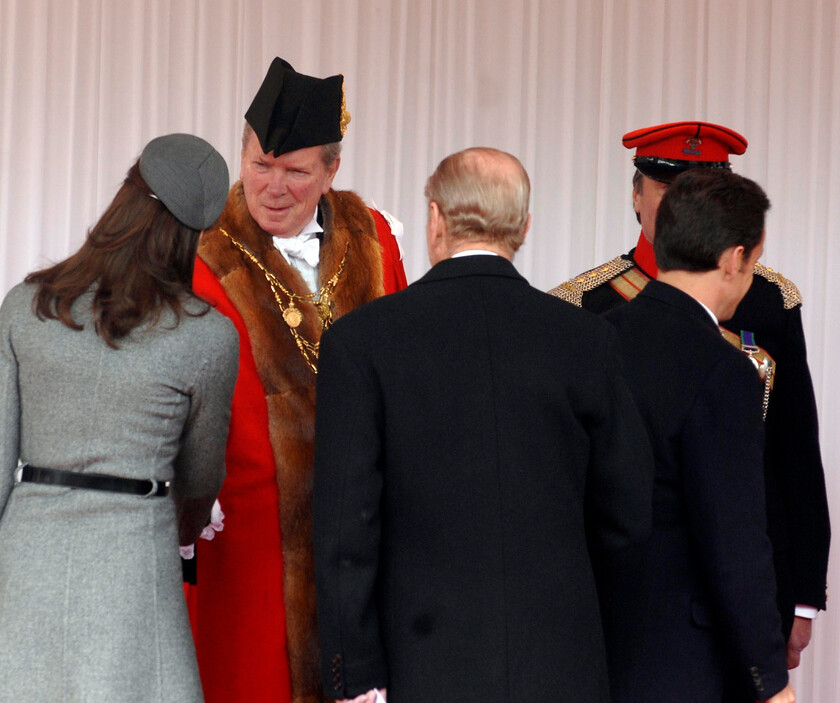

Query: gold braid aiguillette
[218,228,348,373]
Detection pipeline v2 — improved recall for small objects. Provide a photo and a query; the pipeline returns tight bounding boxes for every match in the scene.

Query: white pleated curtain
[1,1,838,699]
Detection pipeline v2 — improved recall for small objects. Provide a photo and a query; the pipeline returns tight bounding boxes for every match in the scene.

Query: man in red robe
[188,57,407,703]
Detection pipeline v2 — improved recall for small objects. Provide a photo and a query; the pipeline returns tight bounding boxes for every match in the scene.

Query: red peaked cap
[622,121,748,182]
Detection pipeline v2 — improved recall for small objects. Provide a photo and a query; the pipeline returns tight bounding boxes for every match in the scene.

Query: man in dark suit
[603,168,793,703]
[550,122,830,670]
[313,147,654,703]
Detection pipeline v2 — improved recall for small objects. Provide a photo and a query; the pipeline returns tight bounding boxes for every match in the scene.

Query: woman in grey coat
[0,134,239,702]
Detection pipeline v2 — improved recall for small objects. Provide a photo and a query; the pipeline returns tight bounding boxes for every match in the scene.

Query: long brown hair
[25,161,206,348]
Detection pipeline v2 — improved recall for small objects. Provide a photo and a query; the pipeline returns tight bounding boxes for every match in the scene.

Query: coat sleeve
[583,331,654,588]
[313,327,388,699]
[683,354,789,701]
[0,291,21,521]
[769,305,830,609]
[172,317,239,546]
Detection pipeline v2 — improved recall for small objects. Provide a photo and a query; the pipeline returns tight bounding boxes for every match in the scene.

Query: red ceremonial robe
[188,184,406,703]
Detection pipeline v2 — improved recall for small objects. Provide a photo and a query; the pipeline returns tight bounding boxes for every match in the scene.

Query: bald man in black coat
[313,148,654,703]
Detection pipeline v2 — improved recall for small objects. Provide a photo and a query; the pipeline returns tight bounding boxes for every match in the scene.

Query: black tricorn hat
[245,57,350,157]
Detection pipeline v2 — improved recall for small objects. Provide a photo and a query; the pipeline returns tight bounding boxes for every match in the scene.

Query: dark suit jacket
[580,247,830,634]
[313,255,654,703]
[603,281,789,702]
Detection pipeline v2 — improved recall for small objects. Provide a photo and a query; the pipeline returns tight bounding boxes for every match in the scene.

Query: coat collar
[638,280,719,331]
[416,254,527,285]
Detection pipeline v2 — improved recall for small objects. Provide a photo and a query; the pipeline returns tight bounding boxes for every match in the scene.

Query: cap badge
[683,137,702,156]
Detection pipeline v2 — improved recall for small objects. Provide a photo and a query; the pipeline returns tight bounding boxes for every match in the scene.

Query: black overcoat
[313,255,654,703]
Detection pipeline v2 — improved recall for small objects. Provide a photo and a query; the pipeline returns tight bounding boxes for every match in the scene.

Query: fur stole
[197,183,385,702]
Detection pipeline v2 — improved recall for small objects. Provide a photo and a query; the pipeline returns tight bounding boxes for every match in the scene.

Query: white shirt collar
[272,207,323,249]
[451,249,500,259]
[697,300,719,325]
[298,207,323,237]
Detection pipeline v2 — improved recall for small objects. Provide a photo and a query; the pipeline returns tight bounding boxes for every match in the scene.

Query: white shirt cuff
[794,605,819,619]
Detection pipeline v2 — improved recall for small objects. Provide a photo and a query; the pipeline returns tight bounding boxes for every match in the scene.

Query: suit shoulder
[753,262,802,310]
[531,288,623,351]
[327,283,407,333]
[547,256,634,307]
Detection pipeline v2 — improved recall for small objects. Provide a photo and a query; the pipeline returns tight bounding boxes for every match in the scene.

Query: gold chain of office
[218,228,348,373]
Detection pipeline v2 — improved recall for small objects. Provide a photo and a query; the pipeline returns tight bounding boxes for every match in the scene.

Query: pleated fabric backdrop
[1,0,838,698]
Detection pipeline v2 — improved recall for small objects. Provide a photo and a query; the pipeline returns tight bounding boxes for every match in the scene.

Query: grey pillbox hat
[139,133,230,230]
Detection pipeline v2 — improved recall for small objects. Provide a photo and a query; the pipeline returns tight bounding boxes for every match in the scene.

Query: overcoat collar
[416,254,527,285]
[637,280,719,332]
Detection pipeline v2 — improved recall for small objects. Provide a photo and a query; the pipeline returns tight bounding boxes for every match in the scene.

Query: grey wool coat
[0,282,239,703]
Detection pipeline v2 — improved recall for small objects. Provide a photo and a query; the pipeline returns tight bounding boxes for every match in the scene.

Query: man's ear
[322,156,341,193]
[427,201,443,239]
[718,245,747,278]
[521,214,532,248]
[428,200,440,231]
[426,201,448,264]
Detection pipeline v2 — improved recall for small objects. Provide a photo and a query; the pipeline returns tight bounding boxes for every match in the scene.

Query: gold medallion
[284,306,303,328]
[217,229,349,374]
[315,299,332,322]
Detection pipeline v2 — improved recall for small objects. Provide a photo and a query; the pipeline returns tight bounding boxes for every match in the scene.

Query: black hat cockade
[245,57,351,157]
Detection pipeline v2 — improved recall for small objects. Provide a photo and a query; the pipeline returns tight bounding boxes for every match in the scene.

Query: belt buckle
[142,479,171,498]
[142,479,159,499]
[14,464,25,485]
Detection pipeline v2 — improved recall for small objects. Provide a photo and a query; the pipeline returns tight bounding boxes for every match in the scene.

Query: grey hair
[320,141,342,169]
[242,122,341,168]
[424,147,530,253]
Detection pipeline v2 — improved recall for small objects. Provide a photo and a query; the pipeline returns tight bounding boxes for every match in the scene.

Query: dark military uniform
[550,235,831,638]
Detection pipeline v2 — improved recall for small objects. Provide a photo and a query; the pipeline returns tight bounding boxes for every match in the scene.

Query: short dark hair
[654,169,770,273]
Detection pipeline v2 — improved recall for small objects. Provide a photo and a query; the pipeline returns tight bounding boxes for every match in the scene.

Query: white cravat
[274,231,321,268]
[273,209,323,291]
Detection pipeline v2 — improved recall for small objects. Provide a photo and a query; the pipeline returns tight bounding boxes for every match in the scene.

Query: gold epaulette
[548,257,635,307]
[754,262,802,310]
